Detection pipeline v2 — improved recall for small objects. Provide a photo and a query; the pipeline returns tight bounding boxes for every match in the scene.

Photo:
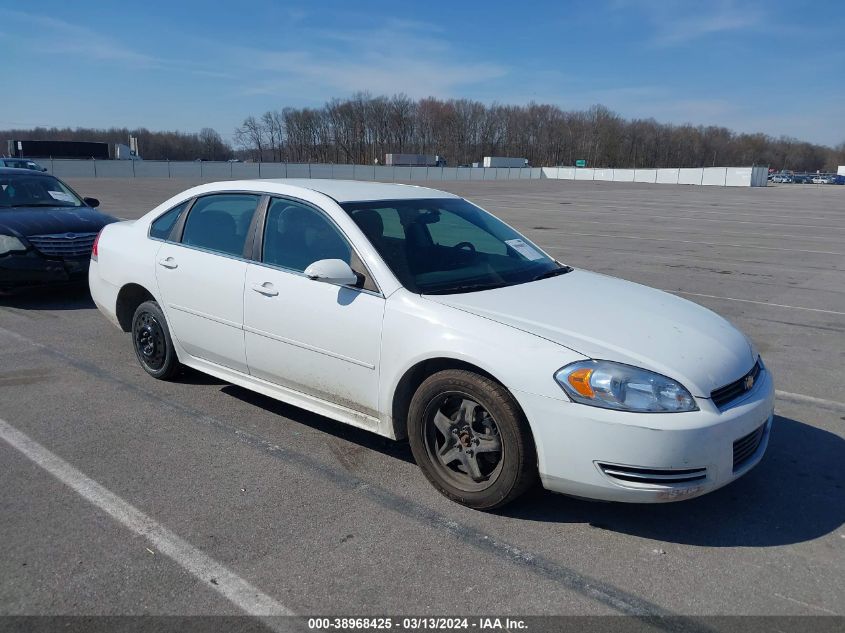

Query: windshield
[0,174,83,208]
[342,198,567,294]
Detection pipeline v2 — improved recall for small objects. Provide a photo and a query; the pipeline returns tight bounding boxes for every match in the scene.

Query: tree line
[4,94,843,171]
[1,126,233,161]
[234,95,843,171]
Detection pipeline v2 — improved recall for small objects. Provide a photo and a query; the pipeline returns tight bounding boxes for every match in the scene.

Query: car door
[243,197,385,416]
[155,192,262,374]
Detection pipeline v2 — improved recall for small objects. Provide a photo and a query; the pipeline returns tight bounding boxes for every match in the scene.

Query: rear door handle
[251,282,279,297]
[158,257,178,269]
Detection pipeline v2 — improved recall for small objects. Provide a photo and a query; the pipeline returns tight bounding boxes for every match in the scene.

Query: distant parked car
[772,173,793,183]
[792,174,812,184]
[0,158,47,172]
[811,175,834,184]
[0,168,118,292]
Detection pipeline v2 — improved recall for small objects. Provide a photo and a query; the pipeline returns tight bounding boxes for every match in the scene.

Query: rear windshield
[342,198,564,294]
[0,174,83,208]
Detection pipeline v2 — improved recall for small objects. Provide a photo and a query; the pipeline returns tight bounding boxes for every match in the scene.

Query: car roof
[253,178,459,202]
[0,166,51,175]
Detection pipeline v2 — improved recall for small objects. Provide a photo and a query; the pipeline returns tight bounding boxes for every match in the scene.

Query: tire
[131,300,180,380]
[407,369,537,510]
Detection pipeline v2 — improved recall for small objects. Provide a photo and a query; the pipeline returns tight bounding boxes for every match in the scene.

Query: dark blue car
[0,168,118,292]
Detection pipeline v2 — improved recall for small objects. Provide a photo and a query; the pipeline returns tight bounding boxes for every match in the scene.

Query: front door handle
[158,257,178,269]
[251,282,279,297]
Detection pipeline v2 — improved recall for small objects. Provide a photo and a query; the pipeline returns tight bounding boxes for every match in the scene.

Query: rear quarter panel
[91,221,162,319]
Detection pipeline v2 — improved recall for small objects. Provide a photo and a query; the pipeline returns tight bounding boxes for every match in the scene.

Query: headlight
[0,234,26,256]
[554,360,698,413]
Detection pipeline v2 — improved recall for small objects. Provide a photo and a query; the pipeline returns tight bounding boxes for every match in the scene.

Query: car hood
[0,206,117,237]
[425,270,755,397]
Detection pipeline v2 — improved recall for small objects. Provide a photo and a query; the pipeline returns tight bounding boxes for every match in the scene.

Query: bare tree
[233,116,265,161]
[10,95,835,170]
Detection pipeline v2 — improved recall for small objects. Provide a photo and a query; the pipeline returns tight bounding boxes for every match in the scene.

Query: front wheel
[408,369,537,510]
[131,300,180,380]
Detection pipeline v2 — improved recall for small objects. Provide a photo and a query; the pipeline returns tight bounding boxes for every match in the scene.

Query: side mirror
[303,259,359,286]
[83,197,100,208]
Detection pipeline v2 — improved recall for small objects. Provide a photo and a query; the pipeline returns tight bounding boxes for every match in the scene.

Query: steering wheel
[453,241,476,252]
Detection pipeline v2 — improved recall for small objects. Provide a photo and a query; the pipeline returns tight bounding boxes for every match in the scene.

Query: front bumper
[514,367,775,503]
[0,252,90,290]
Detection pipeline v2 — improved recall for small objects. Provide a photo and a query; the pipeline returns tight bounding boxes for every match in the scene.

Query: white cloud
[230,20,507,99]
[0,9,162,68]
[0,8,231,77]
[611,0,765,47]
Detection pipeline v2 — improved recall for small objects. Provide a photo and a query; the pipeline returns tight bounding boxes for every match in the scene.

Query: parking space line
[670,292,845,316]
[561,231,843,256]
[775,390,845,412]
[0,325,681,620]
[0,416,294,618]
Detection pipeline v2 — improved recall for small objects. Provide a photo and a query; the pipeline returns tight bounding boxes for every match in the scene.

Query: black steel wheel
[131,300,180,379]
[408,369,537,509]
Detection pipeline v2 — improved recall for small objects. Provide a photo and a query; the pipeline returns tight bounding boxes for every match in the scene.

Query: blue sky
[2,0,843,146]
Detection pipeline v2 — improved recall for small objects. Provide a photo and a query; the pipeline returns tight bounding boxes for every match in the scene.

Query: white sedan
[90,180,774,509]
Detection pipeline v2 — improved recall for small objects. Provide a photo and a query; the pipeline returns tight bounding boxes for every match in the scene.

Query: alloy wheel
[423,392,503,491]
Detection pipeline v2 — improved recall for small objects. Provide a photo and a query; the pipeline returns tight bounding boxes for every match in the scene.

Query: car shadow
[207,381,843,547]
[0,283,95,311]
[500,414,845,547]
[220,384,415,465]
[172,366,229,386]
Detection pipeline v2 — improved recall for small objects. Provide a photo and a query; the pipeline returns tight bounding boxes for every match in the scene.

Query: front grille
[597,463,707,485]
[27,232,98,258]
[733,424,766,471]
[711,360,761,408]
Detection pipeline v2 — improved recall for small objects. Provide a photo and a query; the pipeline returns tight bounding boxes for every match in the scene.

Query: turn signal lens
[567,367,594,397]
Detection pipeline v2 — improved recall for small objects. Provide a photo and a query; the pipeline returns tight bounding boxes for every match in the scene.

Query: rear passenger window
[181,194,260,257]
[262,199,351,272]
[149,201,189,240]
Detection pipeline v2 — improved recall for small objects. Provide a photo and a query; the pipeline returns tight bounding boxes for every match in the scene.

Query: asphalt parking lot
[1,178,843,620]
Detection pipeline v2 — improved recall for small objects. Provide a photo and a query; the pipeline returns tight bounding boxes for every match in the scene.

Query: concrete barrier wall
[702,167,727,186]
[39,159,766,186]
[678,168,703,185]
[726,167,753,187]
[544,165,765,187]
[656,168,680,184]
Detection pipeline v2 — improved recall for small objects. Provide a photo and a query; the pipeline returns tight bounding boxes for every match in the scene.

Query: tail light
[91,229,103,261]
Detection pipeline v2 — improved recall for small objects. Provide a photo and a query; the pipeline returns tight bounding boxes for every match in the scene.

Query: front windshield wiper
[424,281,511,295]
[4,202,76,208]
[531,265,573,282]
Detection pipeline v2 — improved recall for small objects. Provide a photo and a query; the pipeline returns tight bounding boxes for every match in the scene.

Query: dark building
[7,139,110,159]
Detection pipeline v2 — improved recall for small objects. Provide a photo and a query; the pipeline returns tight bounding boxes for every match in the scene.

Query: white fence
[37,159,767,187]
[541,166,768,187]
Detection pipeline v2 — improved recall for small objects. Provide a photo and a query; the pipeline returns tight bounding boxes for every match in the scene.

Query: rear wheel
[408,369,537,510]
[131,300,180,380]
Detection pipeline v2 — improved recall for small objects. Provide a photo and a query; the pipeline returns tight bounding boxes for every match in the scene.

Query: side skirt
[181,355,387,437]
